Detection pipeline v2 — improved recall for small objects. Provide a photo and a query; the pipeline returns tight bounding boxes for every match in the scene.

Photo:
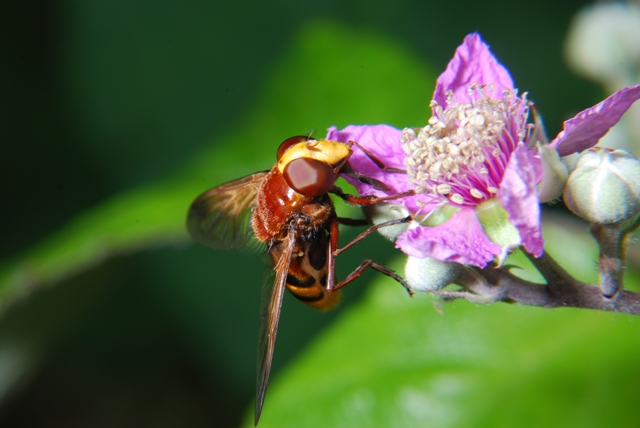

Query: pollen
[402,84,529,206]
[450,194,464,204]
[470,188,484,199]
[435,184,451,195]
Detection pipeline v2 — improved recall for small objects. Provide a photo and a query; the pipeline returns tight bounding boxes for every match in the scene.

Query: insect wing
[187,172,268,250]
[255,231,295,425]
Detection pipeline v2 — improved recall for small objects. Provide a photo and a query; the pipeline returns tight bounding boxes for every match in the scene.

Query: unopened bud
[538,144,569,202]
[529,108,569,202]
[363,203,411,241]
[404,256,462,292]
[563,148,640,223]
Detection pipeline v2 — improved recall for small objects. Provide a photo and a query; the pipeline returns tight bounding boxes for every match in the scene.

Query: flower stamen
[402,85,530,206]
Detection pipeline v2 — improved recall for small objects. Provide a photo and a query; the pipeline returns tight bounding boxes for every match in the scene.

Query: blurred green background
[3,1,639,427]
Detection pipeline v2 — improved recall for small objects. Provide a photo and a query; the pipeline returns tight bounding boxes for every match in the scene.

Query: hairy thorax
[251,169,333,243]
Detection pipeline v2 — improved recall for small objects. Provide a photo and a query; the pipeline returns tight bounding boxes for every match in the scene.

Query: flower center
[402,85,529,206]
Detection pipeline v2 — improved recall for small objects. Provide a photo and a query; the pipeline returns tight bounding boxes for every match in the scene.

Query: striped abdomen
[269,233,340,311]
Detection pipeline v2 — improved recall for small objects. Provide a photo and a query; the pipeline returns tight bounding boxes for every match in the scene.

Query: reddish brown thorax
[251,168,332,243]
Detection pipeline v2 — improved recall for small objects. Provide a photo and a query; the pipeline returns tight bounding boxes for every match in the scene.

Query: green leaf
[0,21,435,311]
[246,254,640,428]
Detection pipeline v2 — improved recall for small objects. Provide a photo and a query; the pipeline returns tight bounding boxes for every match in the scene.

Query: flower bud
[563,148,640,223]
[404,256,462,292]
[362,203,411,241]
[538,144,569,202]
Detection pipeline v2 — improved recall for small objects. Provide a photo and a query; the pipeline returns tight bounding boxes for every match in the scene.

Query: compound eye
[277,136,309,160]
[283,157,337,197]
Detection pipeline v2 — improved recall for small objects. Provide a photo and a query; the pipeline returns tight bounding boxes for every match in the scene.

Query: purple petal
[396,208,501,268]
[498,144,544,257]
[551,84,640,156]
[327,125,433,212]
[433,33,515,107]
[328,124,406,171]
[327,124,405,196]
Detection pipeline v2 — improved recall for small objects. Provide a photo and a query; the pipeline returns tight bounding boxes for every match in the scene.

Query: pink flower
[328,33,640,268]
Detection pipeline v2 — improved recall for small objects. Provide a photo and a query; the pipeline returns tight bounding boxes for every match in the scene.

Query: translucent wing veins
[187,172,268,250]
[254,229,295,425]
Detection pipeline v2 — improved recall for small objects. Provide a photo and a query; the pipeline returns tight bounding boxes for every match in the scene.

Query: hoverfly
[187,136,413,425]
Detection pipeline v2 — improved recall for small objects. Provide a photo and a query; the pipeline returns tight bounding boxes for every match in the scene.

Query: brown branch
[430,260,640,316]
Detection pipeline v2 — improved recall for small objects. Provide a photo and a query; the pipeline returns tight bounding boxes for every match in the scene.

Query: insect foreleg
[329,186,414,205]
[334,216,412,257]
[331,259,414,296]
[350,140,407,173]
[340,164,392,192]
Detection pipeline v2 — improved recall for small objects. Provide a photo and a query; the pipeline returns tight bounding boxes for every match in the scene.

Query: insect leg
[334,216,412,257]
[340,164,392,192]
[350,140,407,173]
[332,260,414,296]
[329,186,414,205]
